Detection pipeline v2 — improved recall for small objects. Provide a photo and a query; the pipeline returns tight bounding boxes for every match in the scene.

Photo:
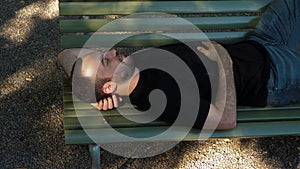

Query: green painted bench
[59,0,300,168]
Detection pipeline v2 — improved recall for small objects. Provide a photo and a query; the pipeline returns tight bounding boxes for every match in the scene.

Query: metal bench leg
[89,144,101,169]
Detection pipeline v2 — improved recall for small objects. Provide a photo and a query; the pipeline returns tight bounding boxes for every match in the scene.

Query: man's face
[81,49,135,84]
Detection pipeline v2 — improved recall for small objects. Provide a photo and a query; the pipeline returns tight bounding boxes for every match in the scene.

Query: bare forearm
[198,41,237,130]
[214,42,237,130]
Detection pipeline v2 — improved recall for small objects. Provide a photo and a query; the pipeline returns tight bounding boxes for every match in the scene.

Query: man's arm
[198,41,237,130]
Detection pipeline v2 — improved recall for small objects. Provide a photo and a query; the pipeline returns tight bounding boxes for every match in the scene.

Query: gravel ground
[0,0,299,169]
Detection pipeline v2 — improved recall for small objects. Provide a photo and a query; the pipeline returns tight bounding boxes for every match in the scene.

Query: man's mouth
[117,54,125,61]
[115,49,125,61]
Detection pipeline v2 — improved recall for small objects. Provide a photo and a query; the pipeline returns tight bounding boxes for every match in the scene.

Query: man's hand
[197,41,220,61]
[91,95,123,110]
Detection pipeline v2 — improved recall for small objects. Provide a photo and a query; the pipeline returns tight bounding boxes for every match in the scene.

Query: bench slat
[64,105,300,119]
[60,0,272,15]
[64,110,300,130]
[61,32,247,48]
[64,120,300,144]
[64,116,168,129]
[64,108,150,117]
[63,104,300,130]
[60,16,259,33]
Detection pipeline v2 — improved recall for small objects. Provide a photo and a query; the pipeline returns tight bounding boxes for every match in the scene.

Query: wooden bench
[59,0,300,168]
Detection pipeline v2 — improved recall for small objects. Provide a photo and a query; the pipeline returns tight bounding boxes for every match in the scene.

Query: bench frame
[59,0,300,168]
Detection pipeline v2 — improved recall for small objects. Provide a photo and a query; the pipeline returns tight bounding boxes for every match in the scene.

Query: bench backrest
[59,0,272,49]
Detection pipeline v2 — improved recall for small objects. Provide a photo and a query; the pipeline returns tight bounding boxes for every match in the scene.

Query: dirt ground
[0,0,299,168]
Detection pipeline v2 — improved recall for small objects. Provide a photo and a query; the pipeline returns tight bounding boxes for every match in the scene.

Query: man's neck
[129,68,140,94]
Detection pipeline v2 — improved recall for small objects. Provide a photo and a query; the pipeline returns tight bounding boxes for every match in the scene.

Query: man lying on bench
[58,0,300,130]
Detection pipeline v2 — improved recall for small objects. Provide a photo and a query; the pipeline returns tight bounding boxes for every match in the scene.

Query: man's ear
[102,81,117,94]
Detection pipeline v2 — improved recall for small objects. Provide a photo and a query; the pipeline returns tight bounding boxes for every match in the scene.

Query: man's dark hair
[71,58,112,103]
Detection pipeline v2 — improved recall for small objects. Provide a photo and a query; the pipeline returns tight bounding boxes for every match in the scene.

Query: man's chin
[113,70,134,84]
[113,61,136,84]
[112,64,134,82]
